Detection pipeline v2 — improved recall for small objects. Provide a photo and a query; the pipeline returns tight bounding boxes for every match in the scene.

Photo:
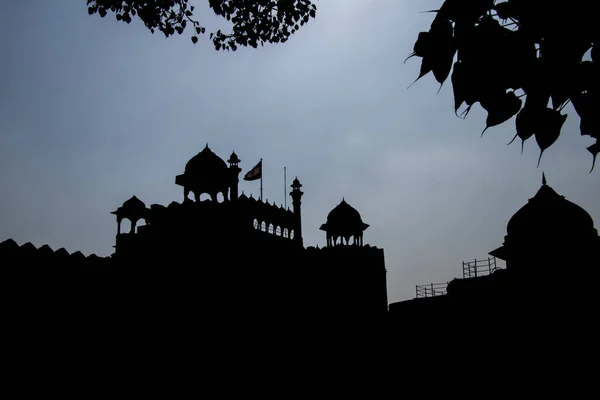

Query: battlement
[115,194,298,249]
[0,238,112,271]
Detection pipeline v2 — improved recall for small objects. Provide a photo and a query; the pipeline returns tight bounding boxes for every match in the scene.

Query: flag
[244,159,262,181]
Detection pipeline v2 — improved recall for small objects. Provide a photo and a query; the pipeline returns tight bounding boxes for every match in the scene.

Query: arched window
[290,230,294,240]
[126,219,134,234]
[253,219,259,230]
[261,221,266,232]
[283,228,288,238]
[276,226,282,236]
[268,223,274,234]
[199,193,211,202]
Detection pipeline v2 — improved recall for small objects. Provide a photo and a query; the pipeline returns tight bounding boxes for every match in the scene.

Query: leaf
[451,61,465,114]
[408,56,434,88]
[432,48,455,86]
[481,92,522,137]
[535,108,568,167]
[413,32,432,58]
[405,31,434,64]
[98,6,107,18]
[191,36,198,44]
[587,140,600,172]
[430,17,455,86]
[509,106,538,153]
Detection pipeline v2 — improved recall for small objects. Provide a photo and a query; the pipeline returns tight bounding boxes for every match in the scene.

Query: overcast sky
[1,0,598,303]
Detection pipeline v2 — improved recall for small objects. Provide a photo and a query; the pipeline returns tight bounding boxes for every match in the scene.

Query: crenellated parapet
[0,238,113,271]
[238,194,296,239]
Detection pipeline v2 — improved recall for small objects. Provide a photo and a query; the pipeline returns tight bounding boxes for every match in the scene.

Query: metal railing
[462,257,501,279]
[415,257,503,298]
[415,282,448,298]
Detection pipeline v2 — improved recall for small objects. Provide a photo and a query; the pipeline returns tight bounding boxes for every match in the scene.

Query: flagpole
[284,166,287,209]
[260,158,263,201]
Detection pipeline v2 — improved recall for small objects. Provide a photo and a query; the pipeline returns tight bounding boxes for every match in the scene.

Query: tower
[228,151,241,200]
[290,177,304,247]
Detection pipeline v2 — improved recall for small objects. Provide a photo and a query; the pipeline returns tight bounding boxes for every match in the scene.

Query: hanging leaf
[481,91,522,137]
[432,48,455,86]
[508,105,539,153]
[572,92,598,140]
[408,56,434,88]
[587,140,600,172]
[430,18,456,85]
[451,61,465,114]
[462,67,481,107]
[405,31,432,63]
[535,108,568,166]
[414,31,432,57]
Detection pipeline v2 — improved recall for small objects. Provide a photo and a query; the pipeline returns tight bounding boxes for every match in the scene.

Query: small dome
[185,144,228,177]
[507,183,596,239]
[320,199,369,236]
[291,177,302,190]
[228,151,241,165]
[123,195,146,211]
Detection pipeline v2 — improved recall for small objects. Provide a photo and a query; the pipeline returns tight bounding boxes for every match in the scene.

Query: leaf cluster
[87,0,317,51]
[408,0,598,171]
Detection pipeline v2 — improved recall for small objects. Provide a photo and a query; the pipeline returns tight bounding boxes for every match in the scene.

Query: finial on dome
[542,172,547,186]
[205,142,209,148]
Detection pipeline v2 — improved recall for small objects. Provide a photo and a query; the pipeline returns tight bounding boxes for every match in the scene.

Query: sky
[0,0,598,304]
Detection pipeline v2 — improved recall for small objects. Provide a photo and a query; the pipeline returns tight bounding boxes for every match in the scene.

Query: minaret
[290,177,304,247]
[228,151,242,200]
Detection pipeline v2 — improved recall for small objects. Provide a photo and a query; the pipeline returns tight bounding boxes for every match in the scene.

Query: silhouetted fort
[1,145,387,318]
[2,147,598,328]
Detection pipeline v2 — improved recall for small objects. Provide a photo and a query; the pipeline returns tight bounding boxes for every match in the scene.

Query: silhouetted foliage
[87,0,317,51]
[407,0,598,171]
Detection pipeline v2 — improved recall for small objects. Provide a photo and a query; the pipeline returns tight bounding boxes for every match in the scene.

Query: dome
[119,196,147,221]
[176,144,232,199]
[185,144,228,177]
[320,199,369,235]
[123,195,146,211]
[506,183,596,239]
[228,151,241,165]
